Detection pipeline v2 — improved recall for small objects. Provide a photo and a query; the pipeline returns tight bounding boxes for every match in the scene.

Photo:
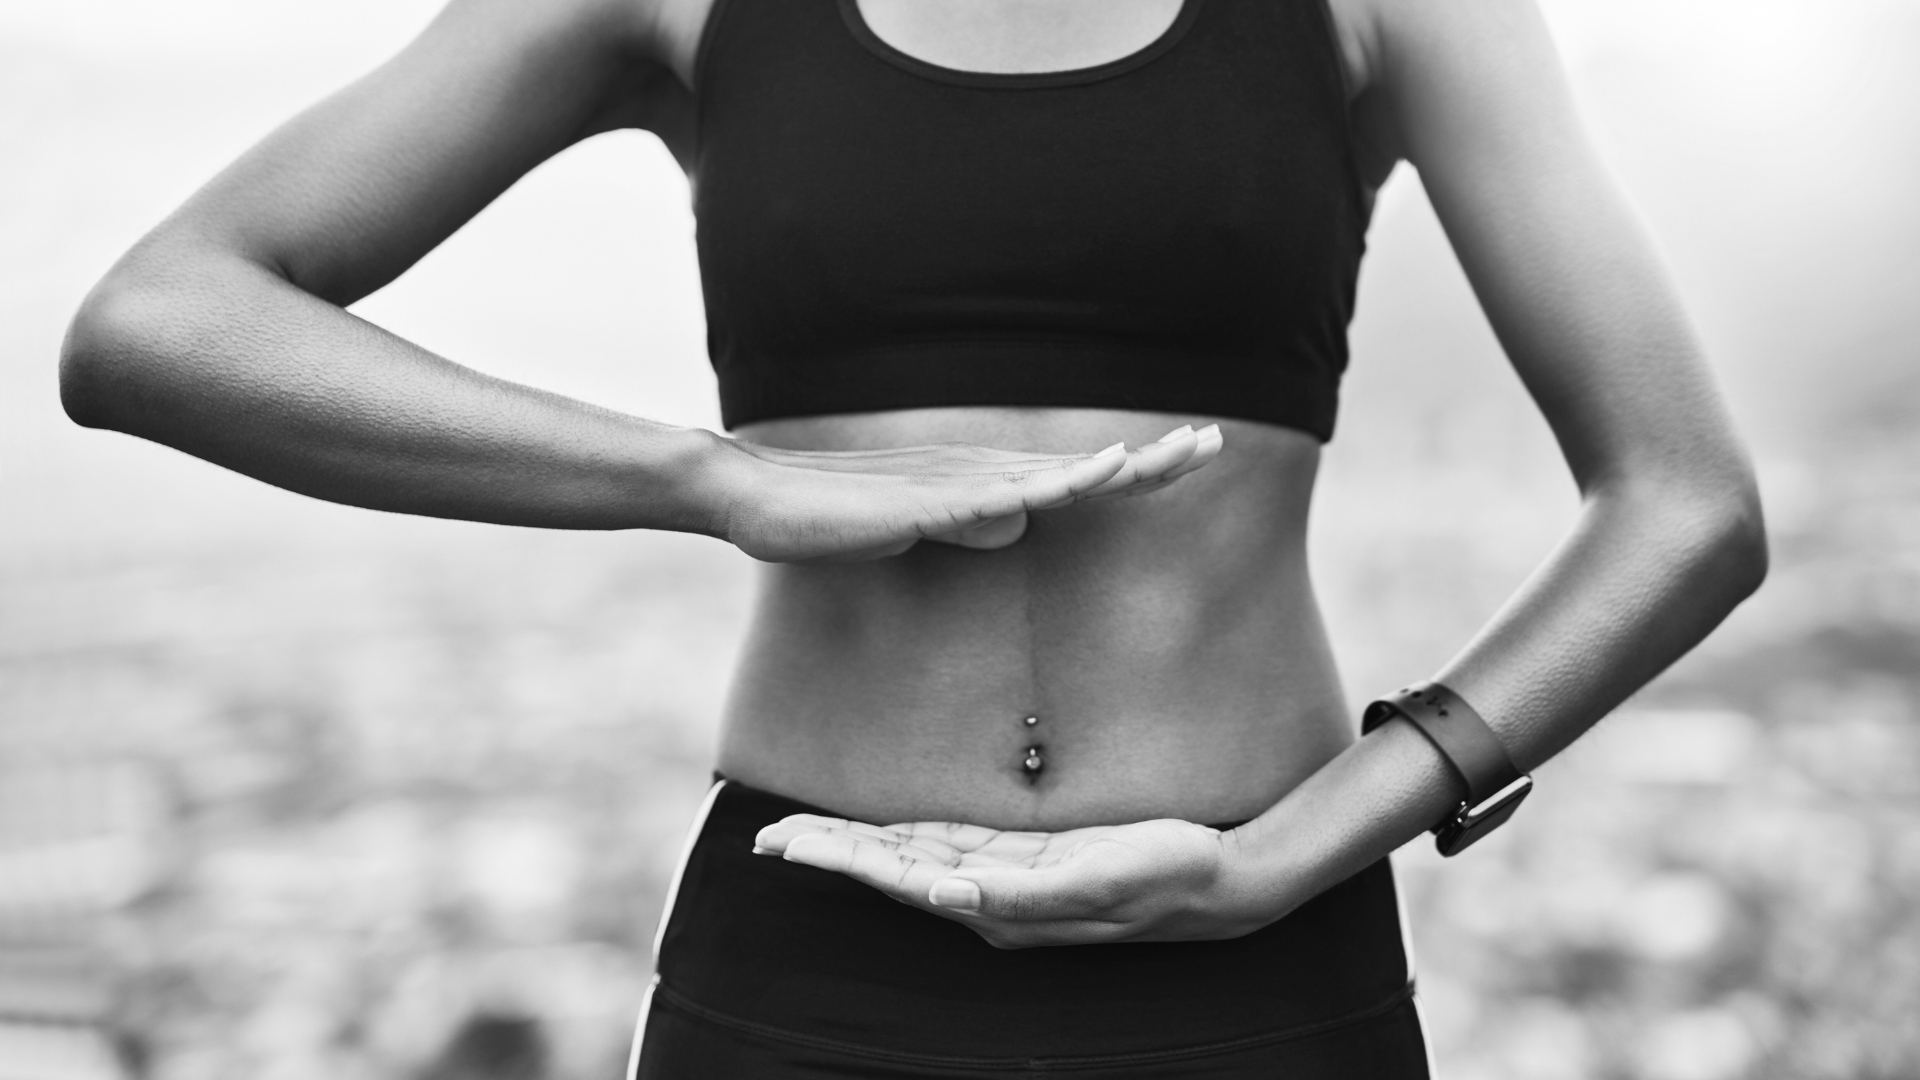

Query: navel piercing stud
[1023,716,1039,728]
[1022,746,1045,775]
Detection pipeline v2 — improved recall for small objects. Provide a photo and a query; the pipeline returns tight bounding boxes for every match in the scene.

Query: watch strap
[1362,683,1521,804]
[1362,682,1533,856]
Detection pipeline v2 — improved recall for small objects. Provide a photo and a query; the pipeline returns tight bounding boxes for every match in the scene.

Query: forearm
[1232,481,1766,916]
[61,249,726,532]
[1434,478,1766,768]
[1225,717,1457,918]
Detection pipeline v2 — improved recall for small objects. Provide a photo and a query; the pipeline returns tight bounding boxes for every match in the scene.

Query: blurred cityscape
[3,1,1918,1079]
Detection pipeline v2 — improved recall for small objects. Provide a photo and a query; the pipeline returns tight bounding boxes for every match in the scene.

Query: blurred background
[2,0,1917,1077]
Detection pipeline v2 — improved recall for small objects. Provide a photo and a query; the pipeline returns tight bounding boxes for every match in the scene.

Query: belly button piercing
[1022,746,1045,775]
[1023,716,1039,728]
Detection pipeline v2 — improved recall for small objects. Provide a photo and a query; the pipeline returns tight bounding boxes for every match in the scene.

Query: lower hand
[712,423,1223,562]
[753,811,1275,948]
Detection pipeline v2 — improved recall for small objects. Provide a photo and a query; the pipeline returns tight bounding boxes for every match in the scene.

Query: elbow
[59,271,171,433]
[1600,456,1769,610]
[1711,475,1769,603]
[1668,463,1770,607]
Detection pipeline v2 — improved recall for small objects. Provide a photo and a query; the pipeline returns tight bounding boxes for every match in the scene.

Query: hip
[633,779,1429,1076]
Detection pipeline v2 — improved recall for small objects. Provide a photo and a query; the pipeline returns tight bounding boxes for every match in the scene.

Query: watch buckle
[1434,775,1533,857]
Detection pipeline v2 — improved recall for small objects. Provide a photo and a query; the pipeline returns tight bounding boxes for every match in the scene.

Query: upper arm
[132,0,691,307]
[1345,0,1755,500]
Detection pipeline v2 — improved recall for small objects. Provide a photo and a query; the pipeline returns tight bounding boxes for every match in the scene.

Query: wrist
[1217,720,1465,920]
[1363,682,1532,856]
[656,426,754,540]
[1214,821,1314,928]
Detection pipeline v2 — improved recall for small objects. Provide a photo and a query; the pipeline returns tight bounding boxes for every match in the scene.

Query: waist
[719,408,1352,830]
[653,779,1416,1061]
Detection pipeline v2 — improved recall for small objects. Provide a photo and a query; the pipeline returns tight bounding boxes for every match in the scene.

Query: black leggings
[631,781,1431,1078]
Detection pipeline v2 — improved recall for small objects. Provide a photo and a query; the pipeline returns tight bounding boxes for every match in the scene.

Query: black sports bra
[689,0,1368,440]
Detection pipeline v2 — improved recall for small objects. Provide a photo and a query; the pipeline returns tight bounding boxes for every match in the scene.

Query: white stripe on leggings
[626,779,729,1080]
[1390,856,1442,1079]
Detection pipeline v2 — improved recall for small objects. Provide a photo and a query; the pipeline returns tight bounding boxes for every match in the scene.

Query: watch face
[1436,776,1533,857]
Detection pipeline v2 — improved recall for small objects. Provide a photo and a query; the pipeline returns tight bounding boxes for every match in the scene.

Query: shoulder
[1318,0,1381,98]
[1322,0,1555,96]
[649,0,723,83]
[420,0,713,144]
[1317,0,1399,186]
[1319,0,1572,180]
[506,0,721,98]
[420,0,697,74]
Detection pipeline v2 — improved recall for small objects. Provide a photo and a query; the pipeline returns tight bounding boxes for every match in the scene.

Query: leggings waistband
[650,779,1417,1060]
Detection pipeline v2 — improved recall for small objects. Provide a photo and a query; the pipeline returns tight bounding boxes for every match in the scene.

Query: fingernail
[1156,425,1195,443]
[780,834,822,864]
[1095,442,1127,458]
[929,878,981,911]
[751,845,778,856]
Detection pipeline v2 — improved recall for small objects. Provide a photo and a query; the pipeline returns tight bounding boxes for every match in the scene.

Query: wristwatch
[1362,682,1532,857]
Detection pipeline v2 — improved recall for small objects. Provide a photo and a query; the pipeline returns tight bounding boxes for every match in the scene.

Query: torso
[723,409,1348,829]
[643,0,1395,830]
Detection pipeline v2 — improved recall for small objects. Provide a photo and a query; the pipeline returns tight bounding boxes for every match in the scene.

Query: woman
[59,0,1767,1074]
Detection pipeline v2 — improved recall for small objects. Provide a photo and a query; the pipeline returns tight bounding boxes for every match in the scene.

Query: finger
[761,821,967,868]
[798,537,921,563]
[888,820,1010,851]
[1079,424,1222,502]
[1081,478,1173,503]
[943,443,1128,525]
[745,441,1123,476]
[1078,427,1199,500]
[1160,423,1222,480]
[1083,426,1192,498]
[928,849,1133,921]
[1126,427,1209,484]
[754,814,905,854]
[797,822,969,864]
[923,512,1029,550]
[928,865,1109,921]
[775,449,1063,475]
[862,823,1050,870]
[782,831,955,903]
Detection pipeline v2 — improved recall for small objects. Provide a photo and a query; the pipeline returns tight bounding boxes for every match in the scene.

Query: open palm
[716,423,1221,562]
[754,811,1267,948]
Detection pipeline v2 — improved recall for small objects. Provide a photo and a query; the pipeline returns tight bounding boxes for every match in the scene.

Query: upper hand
[753,810,1275,948]
[711,423,1223,562]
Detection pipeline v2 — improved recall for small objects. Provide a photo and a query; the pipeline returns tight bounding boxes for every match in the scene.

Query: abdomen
[716,407,1353,830]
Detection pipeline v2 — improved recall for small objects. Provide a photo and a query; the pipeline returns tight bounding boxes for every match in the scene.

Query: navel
[1018,716,1045,781]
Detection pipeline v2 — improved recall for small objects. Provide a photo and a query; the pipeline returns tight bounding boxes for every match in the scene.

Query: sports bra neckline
[834,0,1207,90]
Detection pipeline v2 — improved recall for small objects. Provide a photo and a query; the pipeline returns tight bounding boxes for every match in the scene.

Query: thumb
[928,863,1111,921]
[928,876,984,912]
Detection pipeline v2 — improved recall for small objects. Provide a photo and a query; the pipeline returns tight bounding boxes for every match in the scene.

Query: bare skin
[724,409,1340,829]
[61,0,1766,948]
[855,0,1186,74]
